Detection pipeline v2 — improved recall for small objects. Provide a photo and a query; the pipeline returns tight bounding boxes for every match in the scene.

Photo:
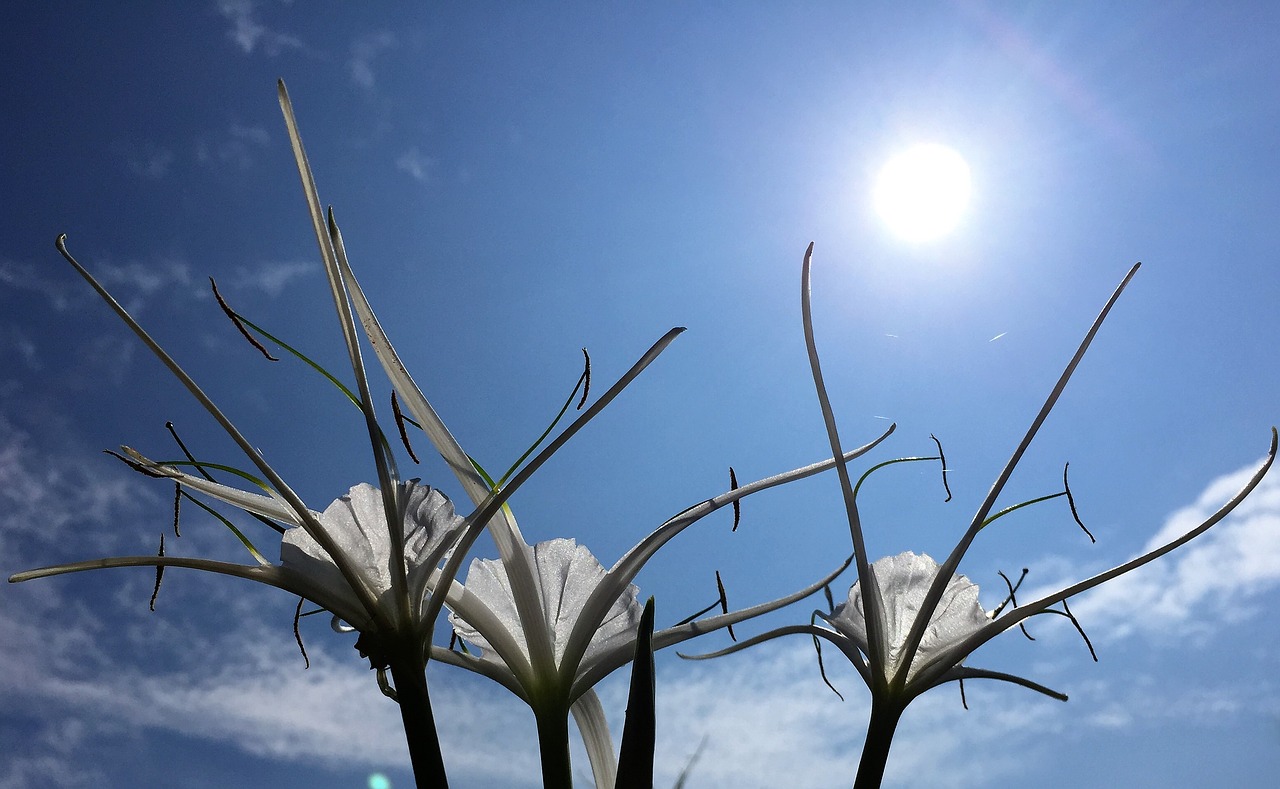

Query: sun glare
[873,143,971,243]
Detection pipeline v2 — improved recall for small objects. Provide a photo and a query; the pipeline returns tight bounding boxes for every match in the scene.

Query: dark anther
[1062,599,1098,662]
[672,573,736,627]
[1063,463,1095,543]
[211,277,278,361]
[994,568,1034,640]
[391,391,420,464]
[164,422,287,535]
[149,533,165,611]
[991,568,1028,617]
[715,570,736,641]
[105,449,166,478]
[959,677,969,710]
[448,630,458,651]
[822,582,836,614]
[931,434,952,502]
[729,467,741,531]
[171,481,182,537]
[811,612,844,701]
[576,348,591,410]
[293,597,310,669]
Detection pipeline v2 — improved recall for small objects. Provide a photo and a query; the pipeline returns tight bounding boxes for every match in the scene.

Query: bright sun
[873,143,971,243]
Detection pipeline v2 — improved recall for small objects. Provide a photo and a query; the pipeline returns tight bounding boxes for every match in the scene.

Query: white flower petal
[449,538,642,673]
[281,481,464,621]
[826,551,989,683]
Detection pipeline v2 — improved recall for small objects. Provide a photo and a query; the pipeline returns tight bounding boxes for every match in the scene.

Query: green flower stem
[853,698,906,789]
[534,704,574,789]
[389,656,449,788]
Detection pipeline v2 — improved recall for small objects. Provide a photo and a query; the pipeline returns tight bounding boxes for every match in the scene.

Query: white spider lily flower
[822,552,989,688]
[691,244,1277,789]
[448,539,642,685]
[430,435,886,789]
[14,454,464,640]
[13,82,689,789]
[281,481,465,632]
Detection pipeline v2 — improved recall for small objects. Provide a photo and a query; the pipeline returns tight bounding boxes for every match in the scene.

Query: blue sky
[3,2,1279,787]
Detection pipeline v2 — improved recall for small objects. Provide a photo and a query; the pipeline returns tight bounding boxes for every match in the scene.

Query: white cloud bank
[3,443,1277,788]
[1070,455,1280,641]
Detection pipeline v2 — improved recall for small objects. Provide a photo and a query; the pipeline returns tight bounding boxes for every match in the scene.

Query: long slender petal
[898,262,1141,687]
[332,222,552,666]
[438,582,538,688]
[123,452,310,525]
[336,239,494,509]
[420,328,687,651]
[800,243,888,684]
[326,212,409,623]
[570,690,618,789]
[914,427,1277,688]
[940,666,1067,702]
[559,426,894,681]
[429,647,529,701]
[9,555,372,629]
[54,236,387,627]
[570,554,854,698]
[278,80,407,629]
[679,623,870,684]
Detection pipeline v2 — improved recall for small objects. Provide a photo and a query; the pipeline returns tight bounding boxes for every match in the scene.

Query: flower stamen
[576,347,591,410]
[171,480,182,537]
[293,597,310,669]
[729,466,741,531]
[149,533,164,612]
[211,277,279,361]
[931,434,952,502]
[1063,463,1094,542]
[391,391,420,464]
[994,568,1034,640]
[715,570,736,641]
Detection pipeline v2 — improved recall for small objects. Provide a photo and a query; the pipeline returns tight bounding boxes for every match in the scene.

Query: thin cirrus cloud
[350,32,397,90]
[216,0,304,57]
[2,251,308,314]
[196,123,272,171]
[121,144,176,180]
[228,260,315,298]
[396,147,434,182]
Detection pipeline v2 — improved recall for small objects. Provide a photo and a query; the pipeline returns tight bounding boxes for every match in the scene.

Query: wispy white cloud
[350,31,397,89]
[228,260,315,297]
[0,258,76,311]
[123,145,176,180]
[2,326,41,373]
[98,258,193,297]
[197,123,272,171]
[396,146,434,182]
[216,0,303,57]
[0,752,96,789]
[0,415,154,560]
[229,123,271,146]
